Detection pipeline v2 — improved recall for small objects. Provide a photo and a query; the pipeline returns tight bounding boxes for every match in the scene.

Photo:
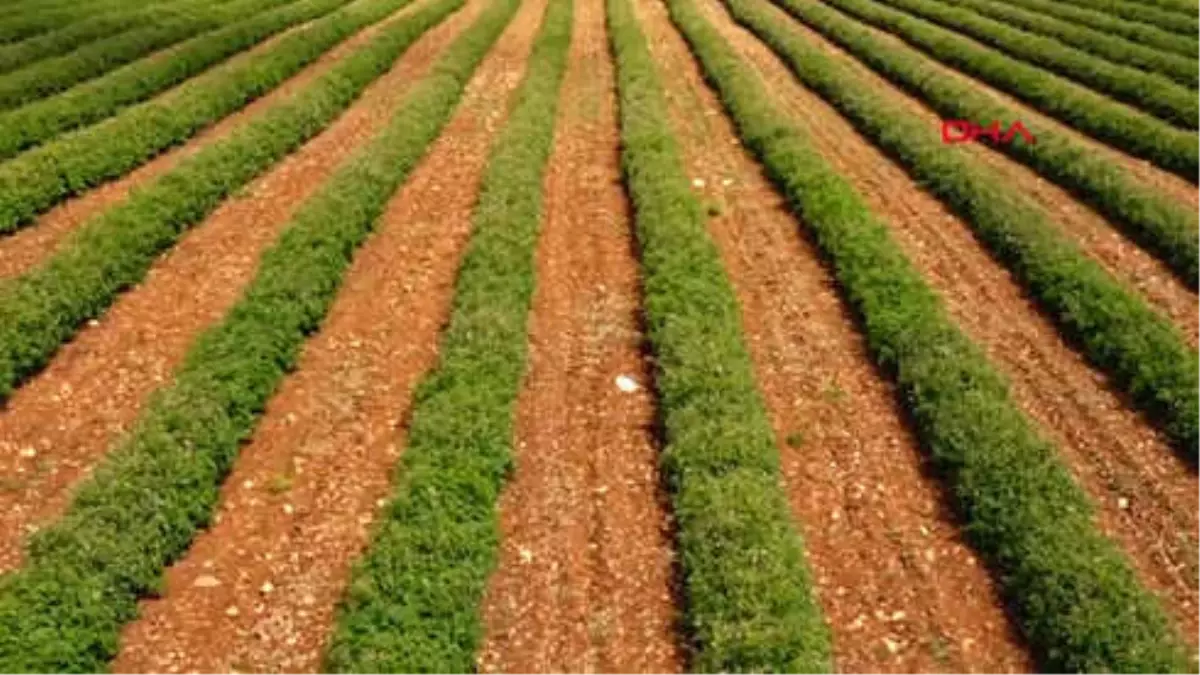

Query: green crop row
[1051,0,1198,35]
[0,0,447,404]
[606,0,832,670]
[668,0,1191,668]
[763,0,1200,457]
[0,0,408,233]
[0,0,172,43]
[0,8,157,74]
[0,0,470,670]
[0,0,351,163]
[324,0,569,669]
[813,0,1198,179]
[865,0,1197,127]
[937,0,1196,87]
[0,0,301,111]
[974,0,1196,56]
[766,0,1198,286]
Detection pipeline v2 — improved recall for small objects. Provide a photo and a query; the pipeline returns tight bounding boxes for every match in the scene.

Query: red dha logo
[941,120,1036,145]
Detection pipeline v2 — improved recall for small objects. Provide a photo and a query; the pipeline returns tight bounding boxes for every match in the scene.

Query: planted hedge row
[668,0,1191,668]
[937,0,1196,87]
[0,11,148,75]
[0,0,453,404]
[813,0,1198,180]
[0,0,469,669]
[0,0,301,111]
[0,0,164,43]
[0,0,411,233]
[325,0,569,668]
[980,0,1196,57]
[767,0,1198,285]
[606,0,832,669]
[865,0,1198,128]
[936,0,1200,90]
[746,0,1200,458]
[0,0,351,162]
[1051,0,1198,35]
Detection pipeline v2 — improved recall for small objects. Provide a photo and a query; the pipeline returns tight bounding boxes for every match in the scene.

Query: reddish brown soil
[0,7,400,280]
[634,0,1034,671]
[476,0,683,670]
[694,0,1199,648]
[111,0,541,670]
[767,0,1198,347]
[0,0,483,575]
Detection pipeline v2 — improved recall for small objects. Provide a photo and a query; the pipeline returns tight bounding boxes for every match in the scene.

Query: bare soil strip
[476,0,683,670]
[0,8,392,280]
[631,0,1034,671]
[0,0,484,576]
[695,0,1199,647]
[766,0,1198,346]
[110,0,544,670]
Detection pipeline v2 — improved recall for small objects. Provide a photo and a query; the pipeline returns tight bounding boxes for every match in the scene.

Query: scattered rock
[18,447,36,459]
[261,581,275,594]
[691,178,705,188]
[883,637,901,654]
[225,606,240,617]
[1117,497,1130,510]
[192,575,221,588]
[282,503,295,515]
[518,547,533,564]
[615,375,640,393]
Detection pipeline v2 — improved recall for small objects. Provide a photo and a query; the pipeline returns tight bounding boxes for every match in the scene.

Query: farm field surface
[0,0,1195,669]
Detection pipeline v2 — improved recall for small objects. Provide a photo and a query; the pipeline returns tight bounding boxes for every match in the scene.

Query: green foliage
[324,0,570,669]
[608,0,832,670]
[0,0,302,112]
[0,0,352,163]
[0,0,165,43]
[1049,0,1198,35]
[813,0,1198,180]
[0,0,477,670]
[866,0,1197,127]
[0,0,459,402]
[746,0,1200,459]
[767,0,1199,285]
[0,0,404,232]
[934,0,1197,87]
[959,0,1196,56]
[666,0,1192,668]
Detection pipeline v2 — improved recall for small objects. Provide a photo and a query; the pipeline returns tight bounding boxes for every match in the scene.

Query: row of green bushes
[0,0,300,111]
[0,0,405,232]
[0,3,177,74]
[865,0,1197,128]
[1051,0,1198,35]
[968,0,1196,56]
[0,0,165,43]
[0,0,469,669]
[0,0,436,402]
[767,0,1198,286]
[670,0,1192,668]
[0,0,351,162]
[773,0,1200,458]
[936,0,1195,86]
[814,0,1198,179]
[325,0,570,668]
[606,0,833,669]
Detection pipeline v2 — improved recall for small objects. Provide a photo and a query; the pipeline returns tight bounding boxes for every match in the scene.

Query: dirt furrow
[694,0,1199,647]
[631,0,1033,671]
[0,0,483,576]
[0,6,394,280]
[766,0,1198,346]
[110,0,543,670]
[476,0,683,670]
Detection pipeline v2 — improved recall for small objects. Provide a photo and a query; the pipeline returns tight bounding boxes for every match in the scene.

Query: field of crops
[0,0,1195,669]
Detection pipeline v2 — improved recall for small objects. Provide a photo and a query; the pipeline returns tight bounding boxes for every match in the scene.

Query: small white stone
[225,606,240,617]
[1117,497,1130,510]
[261,581,274,594]
[18,447,36,459]
[615,375,640,393]
[192,575,221,588]
[283,503,295,515]
[691,178,705,188]
[518,547,533,564]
